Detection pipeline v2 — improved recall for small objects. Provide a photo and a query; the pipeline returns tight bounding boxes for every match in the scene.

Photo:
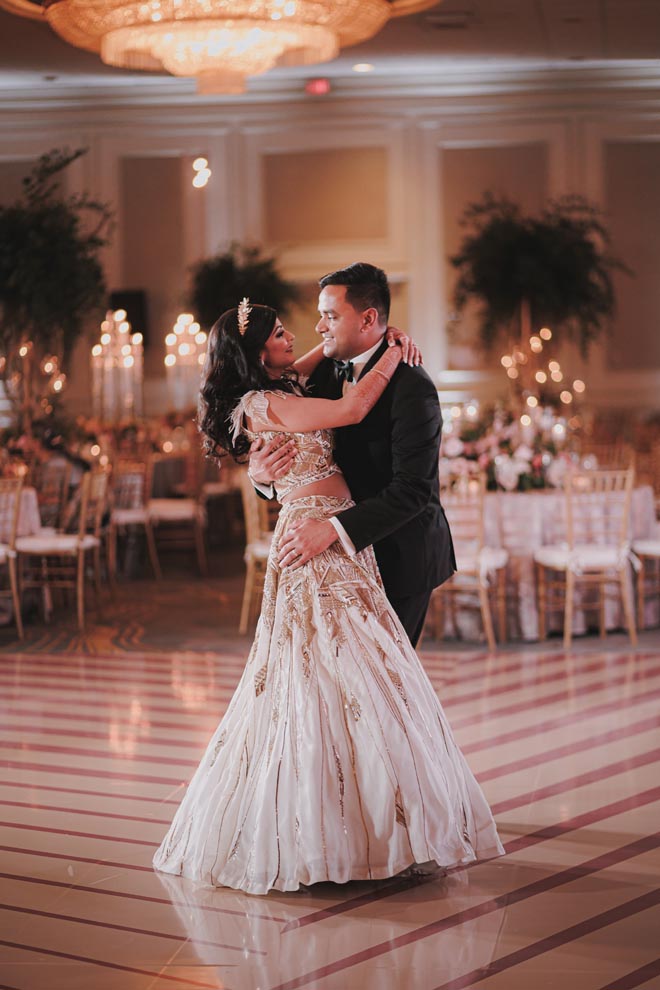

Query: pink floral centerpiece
[439,401,578,492]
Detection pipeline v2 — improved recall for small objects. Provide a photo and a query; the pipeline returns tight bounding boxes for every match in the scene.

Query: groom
[250,262,455,647]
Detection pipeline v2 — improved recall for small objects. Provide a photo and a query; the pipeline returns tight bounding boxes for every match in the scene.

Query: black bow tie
[336,359,354,383]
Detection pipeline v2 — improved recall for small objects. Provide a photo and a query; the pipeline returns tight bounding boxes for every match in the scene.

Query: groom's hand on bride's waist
[248,436,297,486]
[278,518,338,570]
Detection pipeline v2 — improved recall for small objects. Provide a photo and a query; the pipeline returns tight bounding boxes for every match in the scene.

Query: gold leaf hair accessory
[237,297,252,337]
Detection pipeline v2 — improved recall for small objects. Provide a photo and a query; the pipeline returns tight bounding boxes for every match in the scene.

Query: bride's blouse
[231,389,341,501]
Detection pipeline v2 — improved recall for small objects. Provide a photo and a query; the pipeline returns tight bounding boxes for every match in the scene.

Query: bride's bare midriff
[280,472,352,504]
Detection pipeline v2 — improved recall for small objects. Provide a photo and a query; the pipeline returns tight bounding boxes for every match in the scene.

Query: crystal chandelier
[1,0,440,93]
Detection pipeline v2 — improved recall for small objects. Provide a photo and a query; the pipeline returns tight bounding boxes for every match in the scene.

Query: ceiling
[1,0,660,98]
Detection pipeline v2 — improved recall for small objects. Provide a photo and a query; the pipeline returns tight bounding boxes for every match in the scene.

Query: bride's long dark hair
[198,304,301,462]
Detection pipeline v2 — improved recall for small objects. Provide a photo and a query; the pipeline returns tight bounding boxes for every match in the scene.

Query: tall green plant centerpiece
[0,148,112,436]
[189,243,299,330]
[451,194,626,357]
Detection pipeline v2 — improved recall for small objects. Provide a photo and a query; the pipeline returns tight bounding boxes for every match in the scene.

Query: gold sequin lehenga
[153,392,504,895]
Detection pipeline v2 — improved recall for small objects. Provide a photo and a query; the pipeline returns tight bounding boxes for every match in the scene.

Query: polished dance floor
[1,568,659,989]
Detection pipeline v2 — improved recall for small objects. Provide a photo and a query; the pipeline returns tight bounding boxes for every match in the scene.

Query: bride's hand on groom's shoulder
[248,436,297,485]
[386,327,423,367]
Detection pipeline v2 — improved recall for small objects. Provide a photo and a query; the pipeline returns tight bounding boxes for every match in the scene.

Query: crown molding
[2,60,660,116]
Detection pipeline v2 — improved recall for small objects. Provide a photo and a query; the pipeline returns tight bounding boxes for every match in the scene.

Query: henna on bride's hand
[385,327,422,366]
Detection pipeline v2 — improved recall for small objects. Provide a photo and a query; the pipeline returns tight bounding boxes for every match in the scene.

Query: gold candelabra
[164,313,207,411]
[91,309,144,423]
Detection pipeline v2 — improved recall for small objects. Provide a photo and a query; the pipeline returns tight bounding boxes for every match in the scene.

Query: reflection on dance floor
[1,598,659,989]
[156,867,504,989]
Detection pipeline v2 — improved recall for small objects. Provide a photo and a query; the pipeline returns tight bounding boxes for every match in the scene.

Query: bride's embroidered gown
[153,391,504,895]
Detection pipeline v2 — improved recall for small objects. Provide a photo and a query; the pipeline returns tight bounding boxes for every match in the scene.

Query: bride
[153,300,504,895]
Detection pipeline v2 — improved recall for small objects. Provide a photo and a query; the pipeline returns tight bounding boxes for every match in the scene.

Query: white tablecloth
[453,485,657,641]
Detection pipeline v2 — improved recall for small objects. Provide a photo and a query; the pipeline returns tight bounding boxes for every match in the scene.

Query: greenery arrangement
[0,147,113,435]
[450,193,628,356]
[188,242,299,330]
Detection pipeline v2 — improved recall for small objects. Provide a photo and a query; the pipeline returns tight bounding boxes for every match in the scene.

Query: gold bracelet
[373,369,391,383]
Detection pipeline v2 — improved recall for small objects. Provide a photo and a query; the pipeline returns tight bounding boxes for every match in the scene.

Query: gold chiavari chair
[534,467,637,648]
[108,458,160,581]
[633,439,660,628]
[16,467,110,630]
[238,469,274,634]
[425,473,508,651]
[30,457,72,531]
[199,457,245,542]
[0,478,24,639]
[579,441,635,470]
[493,487,546,642]
[648,440,660,517]
[632,531,660,632]
[147,450,208,578]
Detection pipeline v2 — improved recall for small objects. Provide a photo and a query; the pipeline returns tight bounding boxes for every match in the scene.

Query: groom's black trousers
[390,592,433,649]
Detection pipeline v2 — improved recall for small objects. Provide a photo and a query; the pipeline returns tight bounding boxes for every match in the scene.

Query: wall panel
[120,156,187,378]
[0,159,35,205]
[263,147,388,244]
[243,123,407,280]
[441,142,549,370]
[604,140,660,371]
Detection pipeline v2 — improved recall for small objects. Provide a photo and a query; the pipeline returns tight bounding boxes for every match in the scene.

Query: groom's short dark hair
[319,262,390,324]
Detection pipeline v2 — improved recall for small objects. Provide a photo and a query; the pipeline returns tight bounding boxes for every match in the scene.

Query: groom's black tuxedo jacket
[306,339,456,600]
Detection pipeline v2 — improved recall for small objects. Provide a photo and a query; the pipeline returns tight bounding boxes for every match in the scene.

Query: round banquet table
[450,484,657,642]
